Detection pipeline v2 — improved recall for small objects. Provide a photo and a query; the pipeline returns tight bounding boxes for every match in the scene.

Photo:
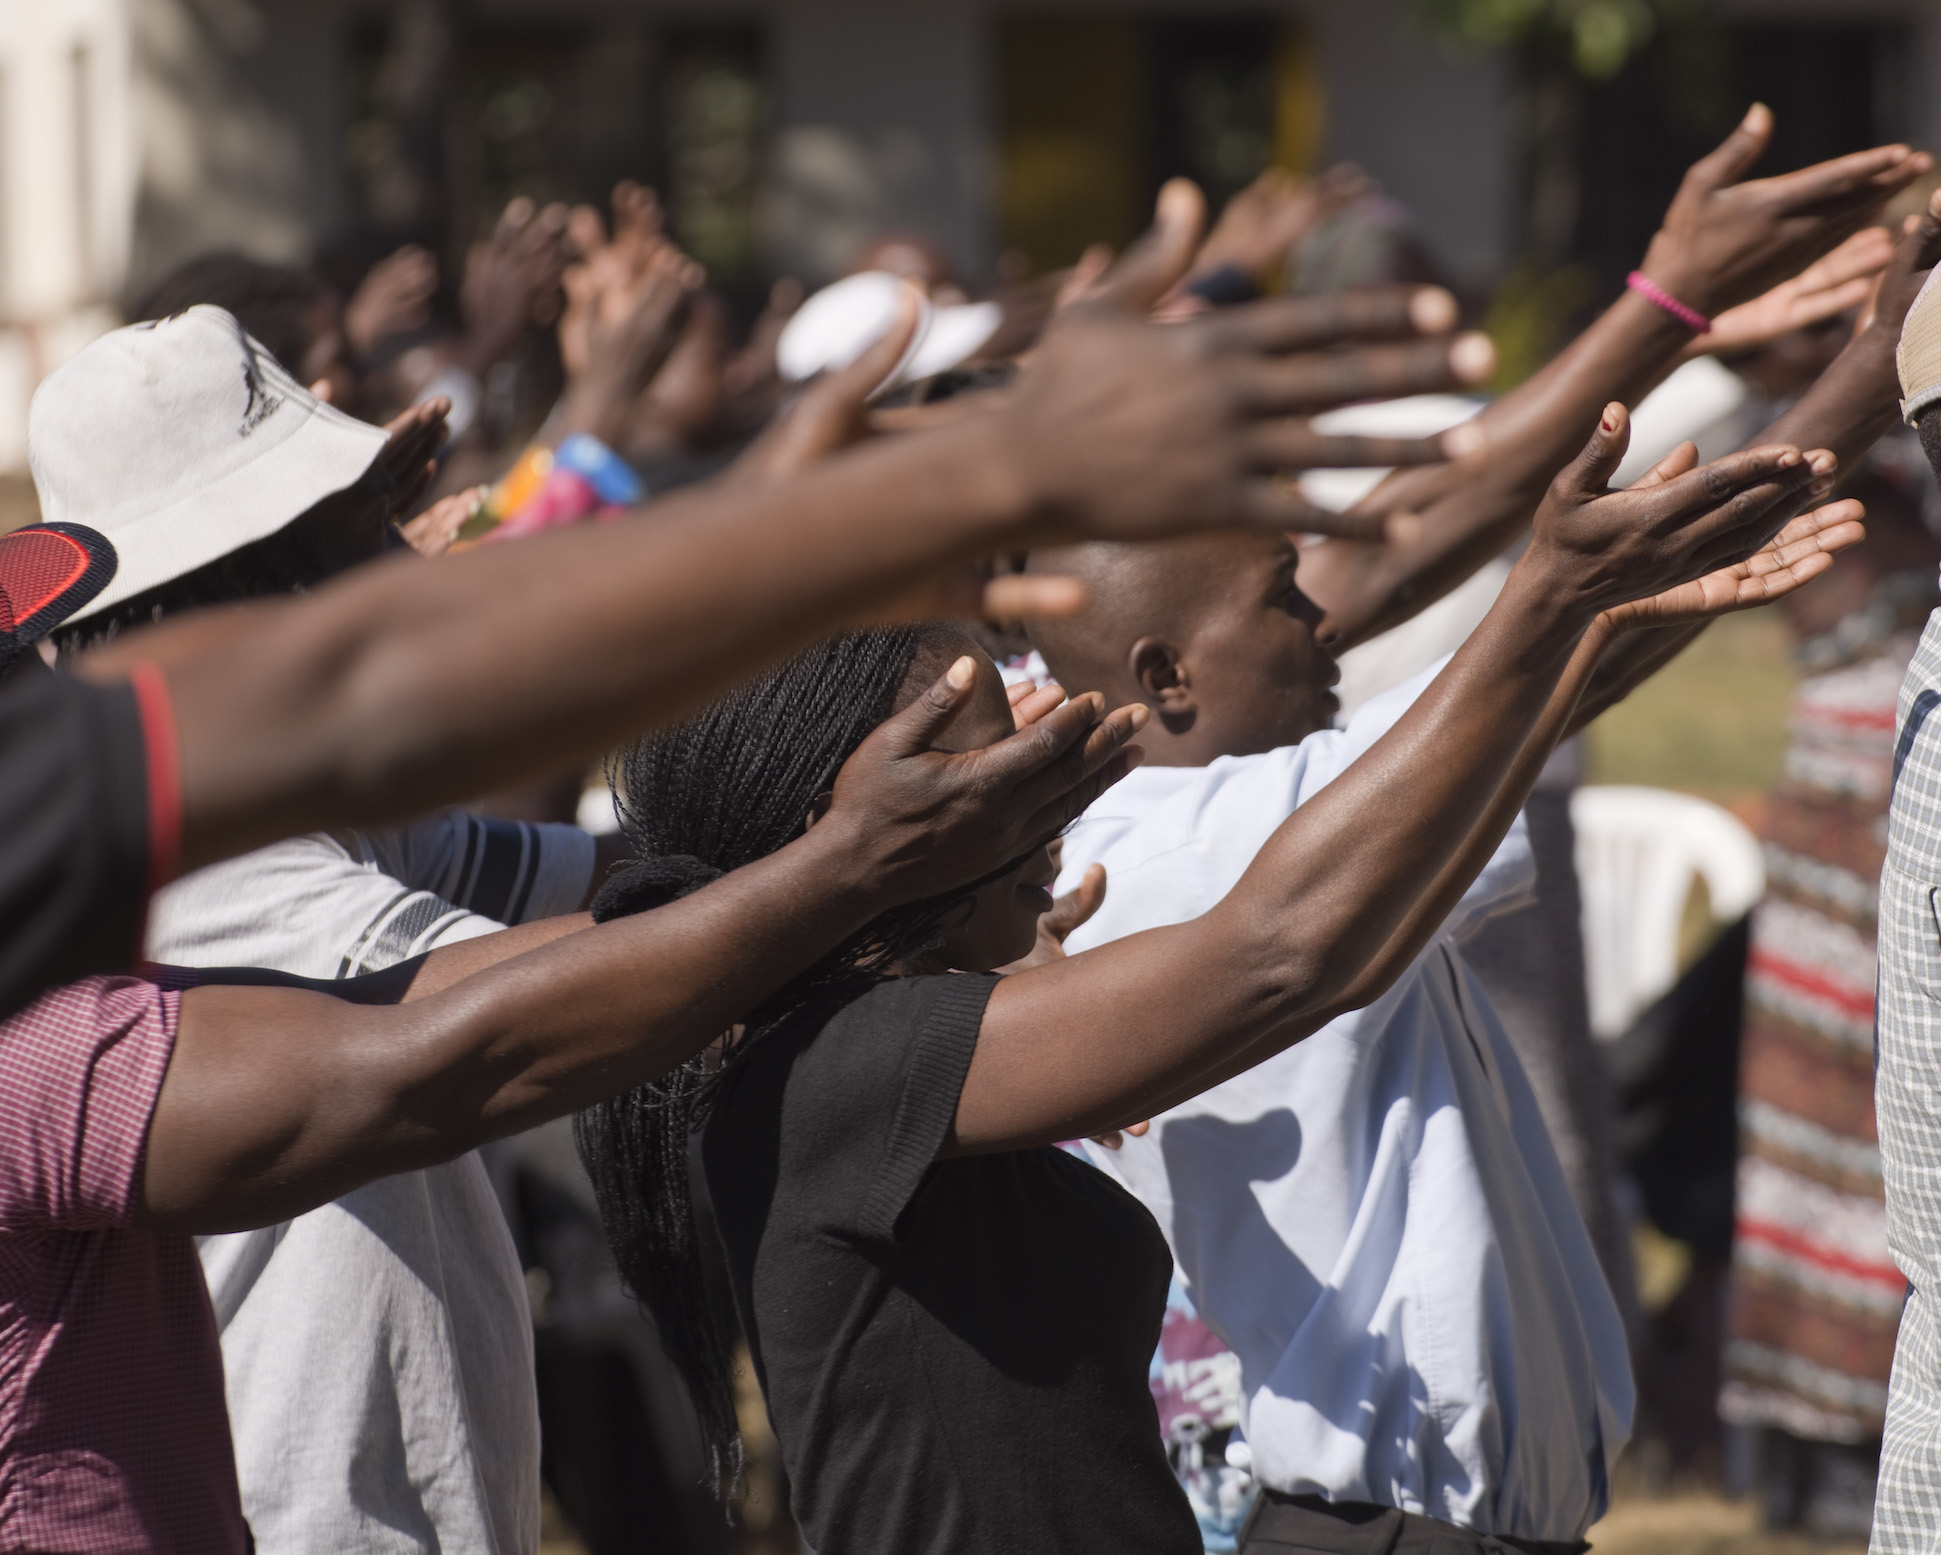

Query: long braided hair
[575,623,982,1498]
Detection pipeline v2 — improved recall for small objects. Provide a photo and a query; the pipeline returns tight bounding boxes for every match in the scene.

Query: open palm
[1600,441,1865,631]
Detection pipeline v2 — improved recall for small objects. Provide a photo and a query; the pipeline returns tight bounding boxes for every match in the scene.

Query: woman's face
[915,643,1058,972]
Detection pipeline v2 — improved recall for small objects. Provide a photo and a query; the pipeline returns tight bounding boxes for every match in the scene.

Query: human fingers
[1083,180,1207,314]
[1015,715,1148,840]
[1746,501,1867,572]
[735,289,923,486]
[1866,188,1941,335]
[1090,1116,1151,1150]
[1696,505,1865,616]
[1630,441,1701,490]
[494,195,536,241]
[821,284,923,401]
[873,654,982,755]
[945,691,1131,835]
[1665,449,1828,566]
[566,204,607,260]
[1795,226,1897,291]
[1765,142,1920,209]
[1244,418,1458,470]
[982,573,1088,621]
[612,181,663,245]
[1234,479,1412,534]
[1055,244,1117,310]
[1237,334,1494,420]
[399,486,487,559]
[1203,286,1459,355]
[1010,682,1068,730]
[1552,403,1636,505]
[377,398,451,483]
[1680,102,1775,198]
[1776,275,1883,331]
[1041,863,1107,945]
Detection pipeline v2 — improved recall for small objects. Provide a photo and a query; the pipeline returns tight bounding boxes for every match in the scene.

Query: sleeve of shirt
[716,974,997,1247]
[0,976,178,1231]
[366,813,594,924]
[0,671,155,1022]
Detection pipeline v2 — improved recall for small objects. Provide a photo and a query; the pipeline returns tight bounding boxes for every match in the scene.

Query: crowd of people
[16,94,1941,1555]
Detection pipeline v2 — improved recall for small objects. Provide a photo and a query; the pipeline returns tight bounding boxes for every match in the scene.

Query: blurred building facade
[4,0,1941,469]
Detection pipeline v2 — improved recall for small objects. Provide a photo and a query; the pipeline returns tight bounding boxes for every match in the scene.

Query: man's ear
[1128,636,1193,714]
[802,790,835,834]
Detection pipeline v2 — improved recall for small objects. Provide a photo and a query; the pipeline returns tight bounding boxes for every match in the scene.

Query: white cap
[1900,265,1941,426]
[777,271,1002,391]
[29,304,389,620]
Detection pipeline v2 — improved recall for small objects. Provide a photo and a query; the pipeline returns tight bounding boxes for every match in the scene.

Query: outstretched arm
[79,188,1491,878]
[138,662,1144,1233]
[1301,109,1924,652]
[1566,187,1941,722]
[954,417,1828,1151]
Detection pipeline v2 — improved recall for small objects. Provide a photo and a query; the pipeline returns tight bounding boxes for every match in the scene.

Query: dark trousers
[1238,1493,1589,1555]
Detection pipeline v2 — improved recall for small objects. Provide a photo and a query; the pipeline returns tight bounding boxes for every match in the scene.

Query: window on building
[997,13,1322,276]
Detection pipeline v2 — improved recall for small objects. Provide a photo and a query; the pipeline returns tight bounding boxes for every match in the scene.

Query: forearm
[1755,328,1900,468]
[1305,619,1607,1019]
[1311,292,1691,649]
[84,415,1028,871]
[967,565,1590,1147]
[142,818,889,1231]
[1566,619,1703,734]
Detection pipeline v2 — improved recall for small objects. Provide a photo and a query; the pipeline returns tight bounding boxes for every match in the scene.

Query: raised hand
[1689,226,1894,360]
[995,181,1496,543]
[1639,103,1928,319]
[999,862,1107,976]
[344,245,439,359]
[1527,401,1833,614]
[371,396,452,520]
[825,659,1147,902]
[459,197,572,375]
[556,238,702,444]
[1858,187,1941,340]
[1190,163,1371,288]
[399,485,488,559]
[1603,498,1866,631]
[730,288,922,486]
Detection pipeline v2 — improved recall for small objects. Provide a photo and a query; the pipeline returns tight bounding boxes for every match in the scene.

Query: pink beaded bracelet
[1626,270,1711,334]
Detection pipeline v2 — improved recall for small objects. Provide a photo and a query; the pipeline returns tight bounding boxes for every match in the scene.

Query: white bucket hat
[776,271,1002,391]
[29,304,389,621]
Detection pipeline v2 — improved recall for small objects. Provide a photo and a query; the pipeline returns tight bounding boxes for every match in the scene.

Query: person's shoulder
[763,970,993,1051]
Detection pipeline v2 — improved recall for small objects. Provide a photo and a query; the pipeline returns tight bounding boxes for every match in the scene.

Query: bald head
[1025,530,1339,766]
[1027,533,1283,699]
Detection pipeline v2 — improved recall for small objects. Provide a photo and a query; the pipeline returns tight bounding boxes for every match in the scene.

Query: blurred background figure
[7,2,1941,1552]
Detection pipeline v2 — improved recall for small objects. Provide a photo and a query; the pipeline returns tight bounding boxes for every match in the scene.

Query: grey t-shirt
[147,812,595,1555]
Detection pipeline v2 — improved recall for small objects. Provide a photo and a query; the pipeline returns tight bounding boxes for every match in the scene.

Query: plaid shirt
[0,976,243,1553]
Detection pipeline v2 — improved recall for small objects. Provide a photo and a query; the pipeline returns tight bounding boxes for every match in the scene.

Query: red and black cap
[0,523,118,674]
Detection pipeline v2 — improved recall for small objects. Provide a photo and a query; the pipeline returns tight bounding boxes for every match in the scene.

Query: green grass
[1584,608,1798,803]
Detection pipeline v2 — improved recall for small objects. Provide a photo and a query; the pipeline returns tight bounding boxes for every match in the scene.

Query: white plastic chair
[1570,785,1765,1041]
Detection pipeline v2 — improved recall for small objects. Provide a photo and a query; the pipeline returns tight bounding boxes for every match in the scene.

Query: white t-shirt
[1056,664,1632,1541]
[146,813,596,1555]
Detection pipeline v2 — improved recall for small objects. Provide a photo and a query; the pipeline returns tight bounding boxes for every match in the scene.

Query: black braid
[574,623,978,1501]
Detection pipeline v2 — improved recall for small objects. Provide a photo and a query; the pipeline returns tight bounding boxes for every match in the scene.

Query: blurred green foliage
[1417,0,1683,80]
[1479,259,1597,390]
